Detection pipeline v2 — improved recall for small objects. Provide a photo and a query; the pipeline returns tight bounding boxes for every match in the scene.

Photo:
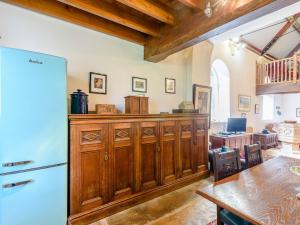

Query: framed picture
[296,108,300,117]
[193,84,212,115]
[89,72,107,94]
[165,78,176,94]
[132,77,147,93]
[238,95,251,112]
[255,104,260,114]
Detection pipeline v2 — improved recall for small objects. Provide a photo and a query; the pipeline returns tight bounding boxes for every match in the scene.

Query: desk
[197,156,300,225]
[210,133,252,156]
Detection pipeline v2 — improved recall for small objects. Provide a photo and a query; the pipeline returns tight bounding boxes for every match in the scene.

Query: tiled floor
[91,144,300,225]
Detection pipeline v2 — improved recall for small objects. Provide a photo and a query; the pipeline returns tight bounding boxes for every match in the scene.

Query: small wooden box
[125,96,148,114]
[96,104,118,114]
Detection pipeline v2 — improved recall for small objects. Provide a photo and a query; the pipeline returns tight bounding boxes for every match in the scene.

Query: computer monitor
[227,118,246,133]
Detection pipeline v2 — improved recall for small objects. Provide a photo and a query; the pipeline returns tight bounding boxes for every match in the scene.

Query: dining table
[196,156,300,225]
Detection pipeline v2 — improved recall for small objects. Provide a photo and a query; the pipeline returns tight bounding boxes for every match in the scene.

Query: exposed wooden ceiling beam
[57,0,160,37]
[261,12,300,55]
[144,0,298,62]
[116,0,175,25]
[3,0,146,45]
[287,42,300,57]
[177,0,202,9]
[241,39,277,61]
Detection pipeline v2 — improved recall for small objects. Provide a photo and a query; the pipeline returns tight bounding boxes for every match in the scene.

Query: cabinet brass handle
[3,179,34,189]
[104,152,109,161]
[2,160,33,167]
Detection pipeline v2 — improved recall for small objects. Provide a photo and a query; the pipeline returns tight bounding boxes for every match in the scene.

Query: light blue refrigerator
[0,47,67,225]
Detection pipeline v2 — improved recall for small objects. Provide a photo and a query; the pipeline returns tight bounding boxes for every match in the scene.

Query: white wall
[0,2,186,113]
[280,94,300,122]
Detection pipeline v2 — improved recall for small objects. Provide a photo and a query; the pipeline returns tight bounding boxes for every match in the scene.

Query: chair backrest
[213,148,241,181]
[244,141,263,168]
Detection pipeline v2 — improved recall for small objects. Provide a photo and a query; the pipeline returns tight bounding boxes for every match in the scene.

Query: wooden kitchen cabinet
[69,123,109,215]
[69,114,209,225]
[160,120,179,184]
[178,120,194,177]
[194,118,209,173]
[109,122,135,200]
[138,121,160,191]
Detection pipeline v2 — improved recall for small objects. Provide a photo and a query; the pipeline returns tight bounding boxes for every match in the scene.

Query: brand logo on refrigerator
[29,59,43,64]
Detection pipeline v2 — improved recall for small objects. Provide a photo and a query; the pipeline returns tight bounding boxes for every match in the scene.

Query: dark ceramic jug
[70,89,88,114]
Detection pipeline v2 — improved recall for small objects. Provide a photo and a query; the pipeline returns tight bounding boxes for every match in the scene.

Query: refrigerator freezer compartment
[0,164,67,225]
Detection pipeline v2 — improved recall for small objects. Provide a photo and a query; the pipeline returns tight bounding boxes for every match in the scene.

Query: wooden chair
[243,141,263,169]
[213,148,241,182]
[213,149,252,225]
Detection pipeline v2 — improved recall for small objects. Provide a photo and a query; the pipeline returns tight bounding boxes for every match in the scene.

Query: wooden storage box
[125,96,148,114]
[96,104,118,114]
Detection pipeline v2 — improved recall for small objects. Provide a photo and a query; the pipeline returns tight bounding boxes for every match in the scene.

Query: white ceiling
[210,2,300,59]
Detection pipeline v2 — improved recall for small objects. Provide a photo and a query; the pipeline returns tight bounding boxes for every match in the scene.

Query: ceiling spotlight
[204,2,212,18]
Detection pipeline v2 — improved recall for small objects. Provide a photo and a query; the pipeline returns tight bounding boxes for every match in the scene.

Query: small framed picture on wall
[238,95,251,112]
[165,78,176,94]
[296,108,300,117]
[89,72,107,94]
[132,77,147,93]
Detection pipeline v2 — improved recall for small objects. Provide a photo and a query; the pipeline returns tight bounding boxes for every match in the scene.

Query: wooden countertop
[196,156,300,225]
[69,113,208,120]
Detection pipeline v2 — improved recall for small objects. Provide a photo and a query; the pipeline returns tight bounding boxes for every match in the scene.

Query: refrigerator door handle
[2,179,34,189]
[2,160,34,167]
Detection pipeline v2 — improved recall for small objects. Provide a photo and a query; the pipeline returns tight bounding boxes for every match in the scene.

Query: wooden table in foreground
[196,156,300,225]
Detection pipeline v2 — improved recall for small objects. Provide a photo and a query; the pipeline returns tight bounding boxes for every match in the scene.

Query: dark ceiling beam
[2,0,146,45]
[287,42,300,57]
[57,0,161,37]
[144,0,298,62]
[116,0,175,25]
[241,39,277,61]
[261,12,300,55]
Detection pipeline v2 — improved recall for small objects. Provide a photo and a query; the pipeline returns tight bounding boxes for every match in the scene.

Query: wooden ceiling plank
[116,0,175,25]
[287,42,300,57]
[261,12,300,55]
[3,0,146,45]
[144,0,299,62]
[57,0,160,37]
[176,0,202,9]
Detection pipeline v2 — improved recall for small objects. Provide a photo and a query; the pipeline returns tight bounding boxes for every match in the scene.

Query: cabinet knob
[104,152,109,161]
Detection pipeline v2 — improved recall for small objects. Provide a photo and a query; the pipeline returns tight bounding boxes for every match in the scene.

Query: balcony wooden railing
[256,53,300,85]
